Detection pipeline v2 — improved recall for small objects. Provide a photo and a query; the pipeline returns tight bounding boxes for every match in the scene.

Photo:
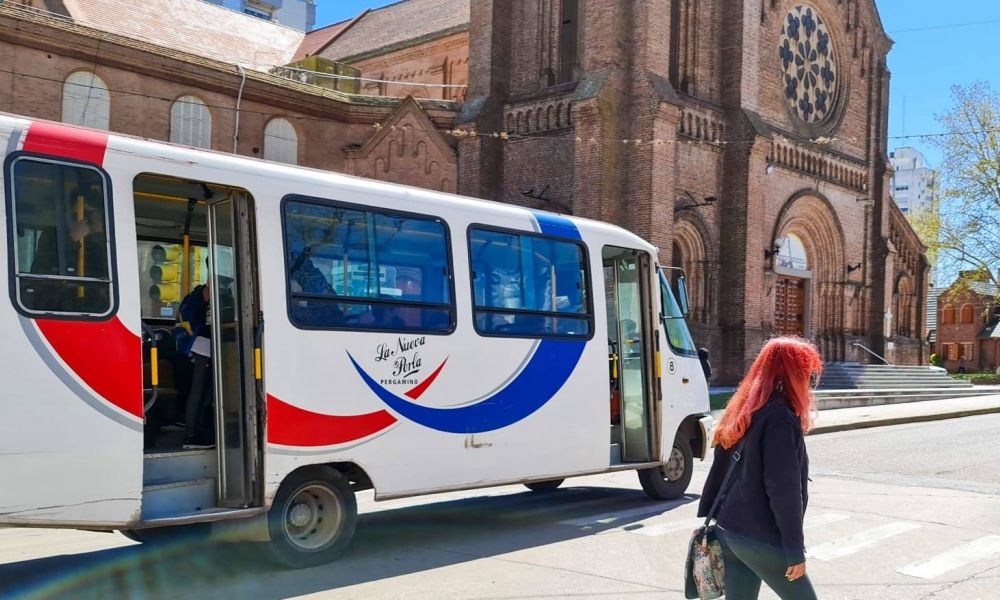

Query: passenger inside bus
[173,274,216,449]
[27,182,111,314]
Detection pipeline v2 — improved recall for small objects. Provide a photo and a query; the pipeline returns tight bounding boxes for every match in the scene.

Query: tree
[911,82,1000,289]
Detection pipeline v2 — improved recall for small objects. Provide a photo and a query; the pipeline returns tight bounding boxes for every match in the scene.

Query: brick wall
[936,289,996,371]
[348,32,470,102]
[0,12,458,194]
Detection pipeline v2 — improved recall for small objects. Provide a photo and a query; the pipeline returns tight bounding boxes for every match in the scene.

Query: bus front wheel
[267,466,357,568]
[638,437,693,500]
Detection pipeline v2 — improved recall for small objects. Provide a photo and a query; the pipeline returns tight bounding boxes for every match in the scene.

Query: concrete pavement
[710,393,1000,435]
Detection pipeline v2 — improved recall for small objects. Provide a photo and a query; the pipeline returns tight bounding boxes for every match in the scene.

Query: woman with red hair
[697,337,822,599]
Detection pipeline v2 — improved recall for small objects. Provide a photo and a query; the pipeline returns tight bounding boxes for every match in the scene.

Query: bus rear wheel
[524,479,564,492]
[638,437,693,500]
[267,466,357,569]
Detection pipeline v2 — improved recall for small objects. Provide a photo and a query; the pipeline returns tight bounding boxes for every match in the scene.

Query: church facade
[453,0,929,382]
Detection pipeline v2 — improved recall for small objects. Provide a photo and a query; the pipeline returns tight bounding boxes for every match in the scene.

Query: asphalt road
[808,413,1000,496]
[1,416,998,599]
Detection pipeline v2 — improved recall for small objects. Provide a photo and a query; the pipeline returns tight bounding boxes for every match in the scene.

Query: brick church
[2,0,930,383]
[330,0,929,382]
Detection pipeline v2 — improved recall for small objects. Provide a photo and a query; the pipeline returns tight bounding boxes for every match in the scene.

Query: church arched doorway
[774,234,809,337]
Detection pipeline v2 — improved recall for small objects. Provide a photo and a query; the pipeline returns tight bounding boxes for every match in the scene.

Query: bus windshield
[658,269,698,357]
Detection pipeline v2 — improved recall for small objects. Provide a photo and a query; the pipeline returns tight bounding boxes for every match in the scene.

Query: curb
[810,405,1000,435]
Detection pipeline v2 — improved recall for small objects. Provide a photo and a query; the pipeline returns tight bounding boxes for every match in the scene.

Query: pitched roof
[58,0,305,67]
[979,319,1000,339]
[315,0,469,62]
[293,18,353,62]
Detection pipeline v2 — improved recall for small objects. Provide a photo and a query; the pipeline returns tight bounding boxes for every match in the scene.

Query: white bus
[0,114,712,567]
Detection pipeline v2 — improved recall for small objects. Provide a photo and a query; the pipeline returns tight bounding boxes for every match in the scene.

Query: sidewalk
[709,393,1000,435]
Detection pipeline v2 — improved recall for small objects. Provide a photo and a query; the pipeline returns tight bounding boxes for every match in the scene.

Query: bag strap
[703,436,747,527]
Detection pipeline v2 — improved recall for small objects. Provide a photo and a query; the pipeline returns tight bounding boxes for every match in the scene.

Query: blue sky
[314,0,999,169]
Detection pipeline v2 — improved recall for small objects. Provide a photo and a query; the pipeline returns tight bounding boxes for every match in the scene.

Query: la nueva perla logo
[374,336,426,385]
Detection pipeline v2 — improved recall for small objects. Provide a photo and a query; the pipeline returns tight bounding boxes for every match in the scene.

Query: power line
[888,17,1000,34]
[4,67,999,149]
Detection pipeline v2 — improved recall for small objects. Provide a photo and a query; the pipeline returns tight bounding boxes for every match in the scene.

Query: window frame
[263,117,299,165]
[169,95,212,149]
[466,223,595,341]
[61,70,111,131]
[4,152,119,321]
[280,194,457,335]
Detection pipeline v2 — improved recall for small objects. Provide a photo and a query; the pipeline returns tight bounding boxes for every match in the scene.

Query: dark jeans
[717,528,818,600]
[183,354,215,443]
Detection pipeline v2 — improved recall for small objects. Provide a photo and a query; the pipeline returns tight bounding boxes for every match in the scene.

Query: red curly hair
[713,336,823,449]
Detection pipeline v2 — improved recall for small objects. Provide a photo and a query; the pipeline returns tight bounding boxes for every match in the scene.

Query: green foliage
[709,392,733,411]
[971,374,1000,385]
[913,82,1000,287]
[929,353,942,367]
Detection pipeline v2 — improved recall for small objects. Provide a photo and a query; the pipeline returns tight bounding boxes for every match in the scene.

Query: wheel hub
[664,447,685,482]
[288,502,312,528]
[283,483,344,551]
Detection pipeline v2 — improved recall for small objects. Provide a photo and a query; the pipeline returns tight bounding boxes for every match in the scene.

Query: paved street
[1,415,999,599]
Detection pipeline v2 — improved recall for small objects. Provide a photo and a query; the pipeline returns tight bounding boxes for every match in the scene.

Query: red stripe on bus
[36,318,143,419]
[22,121,109,166]
[267,394,397,447]
[404,358,448,400]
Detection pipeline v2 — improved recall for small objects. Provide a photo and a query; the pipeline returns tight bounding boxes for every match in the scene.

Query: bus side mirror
[676,276,690,318]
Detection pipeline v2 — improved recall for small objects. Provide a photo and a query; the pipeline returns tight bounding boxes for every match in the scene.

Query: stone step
[815,388,999,410]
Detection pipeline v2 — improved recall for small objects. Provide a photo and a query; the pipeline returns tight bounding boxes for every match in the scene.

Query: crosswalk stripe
[807,521,921,561]
[804,512,851,530]
[627,517,704,537]
[621,512,851,539]
[558,502,682,527]
[897,535,1000,579]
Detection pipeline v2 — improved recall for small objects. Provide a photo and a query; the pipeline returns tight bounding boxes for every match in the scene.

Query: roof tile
[316,0,469,62]
[60,0,305,67]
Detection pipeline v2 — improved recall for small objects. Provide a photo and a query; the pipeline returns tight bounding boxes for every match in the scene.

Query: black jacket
[698,392,809,565]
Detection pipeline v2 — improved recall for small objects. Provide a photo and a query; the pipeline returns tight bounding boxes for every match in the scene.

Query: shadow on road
[0,486,697,599]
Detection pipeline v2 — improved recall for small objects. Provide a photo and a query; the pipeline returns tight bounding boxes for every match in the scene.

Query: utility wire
[3,66,999,148]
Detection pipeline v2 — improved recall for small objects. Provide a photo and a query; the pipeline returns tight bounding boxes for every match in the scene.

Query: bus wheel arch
[267,465,358,568]
[679,415,709,460]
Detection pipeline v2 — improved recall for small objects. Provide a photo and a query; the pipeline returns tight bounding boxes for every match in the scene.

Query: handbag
[684,438,746,600]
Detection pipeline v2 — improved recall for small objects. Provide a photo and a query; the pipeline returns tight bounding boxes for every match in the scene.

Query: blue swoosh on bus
[347,338,586,433]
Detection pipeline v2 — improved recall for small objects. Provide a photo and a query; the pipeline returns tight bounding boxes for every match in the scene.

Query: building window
[170,96,212,149]
[62,71,110,130]
[895,185,909,191]
[942,305,955,324]
[264,118,298,165]
[558,0,581,83]
[469,227,591,338]
[776,233,808,271]
[6,157,116,318]
[282,196,455,333]
[961,304,974,323]
[963,342,974,360]
[244,0,274,20]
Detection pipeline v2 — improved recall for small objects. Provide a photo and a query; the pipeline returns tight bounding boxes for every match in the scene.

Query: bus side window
[7,156,116,318]
[282,196,455,333]
[469,227,592,338]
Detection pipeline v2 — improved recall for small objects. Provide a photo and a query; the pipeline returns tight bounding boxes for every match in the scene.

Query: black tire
[524,479,564,492]
[267,466,357,569]
[638,436,694,500]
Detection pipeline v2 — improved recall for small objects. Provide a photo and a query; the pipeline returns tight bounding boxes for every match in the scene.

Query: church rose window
[779,5,838,125]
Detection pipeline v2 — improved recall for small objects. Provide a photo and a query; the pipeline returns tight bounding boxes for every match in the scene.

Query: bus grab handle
[141,323,159,415]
